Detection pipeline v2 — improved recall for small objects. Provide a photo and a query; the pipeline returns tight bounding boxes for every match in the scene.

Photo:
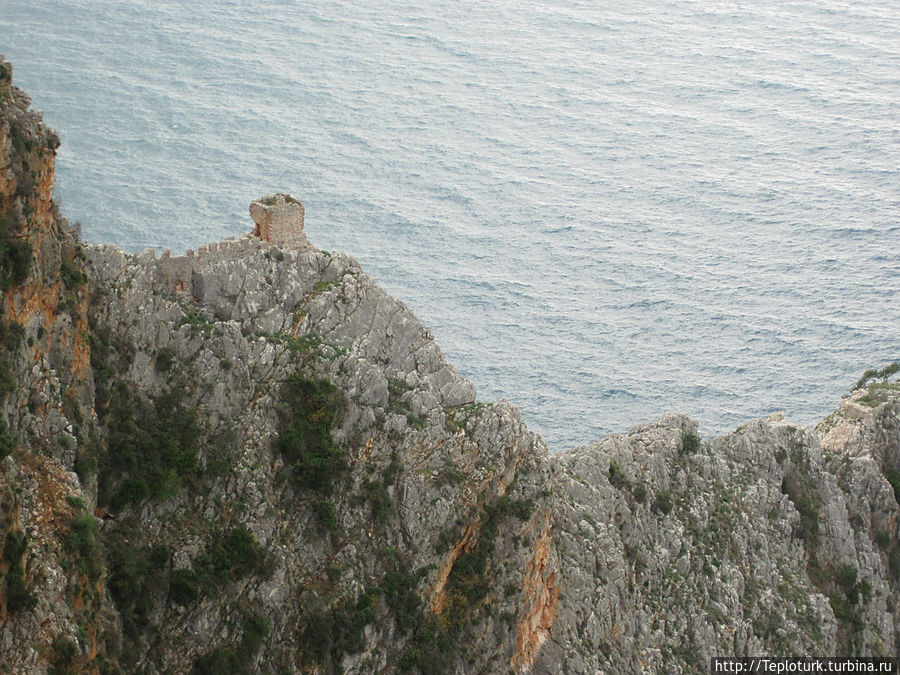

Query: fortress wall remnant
[151,193,305,294]
[155,255,195,294]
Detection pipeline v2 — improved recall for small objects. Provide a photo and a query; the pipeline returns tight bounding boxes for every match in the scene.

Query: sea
[2,0,898,451]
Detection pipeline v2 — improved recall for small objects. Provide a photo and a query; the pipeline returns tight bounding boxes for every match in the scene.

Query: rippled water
[3,0,898,450]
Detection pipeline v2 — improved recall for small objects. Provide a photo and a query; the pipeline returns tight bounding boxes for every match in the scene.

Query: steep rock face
[538,400,899,673]
[77,234,552,673]
[0,59,898,674]
[0,57,106,674]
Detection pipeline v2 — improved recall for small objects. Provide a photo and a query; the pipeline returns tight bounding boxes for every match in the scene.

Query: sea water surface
[2,0,898,450]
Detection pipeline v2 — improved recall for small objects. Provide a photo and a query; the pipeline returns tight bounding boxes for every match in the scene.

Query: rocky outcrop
[537,401,899,672]
[0,58,898,673]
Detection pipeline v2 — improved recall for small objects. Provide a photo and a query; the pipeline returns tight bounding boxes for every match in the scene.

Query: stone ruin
[152,193,308,295]
[249,193,307,246]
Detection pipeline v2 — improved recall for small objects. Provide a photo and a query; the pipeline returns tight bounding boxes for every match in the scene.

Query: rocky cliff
[1,58,898,674]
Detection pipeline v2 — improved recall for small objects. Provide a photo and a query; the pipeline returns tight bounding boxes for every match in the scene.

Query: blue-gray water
[3,0,898,451]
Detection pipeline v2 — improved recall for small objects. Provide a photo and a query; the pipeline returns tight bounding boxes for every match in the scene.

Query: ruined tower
[249,193,307,246]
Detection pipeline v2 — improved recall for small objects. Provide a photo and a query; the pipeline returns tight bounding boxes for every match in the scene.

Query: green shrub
[632,483,647,504]
[59,255,87,289]
[363,479,393,524]
[68,514,101,578]
[194,524,269,588]
[302,592,375,665]
[400,647,422,671]
[170,569,199,606]
[680,431,701,455]
[885,467,900,505]
[65,495,85,510]
[192,610,269,675]
[98,382,201,508]
[6,564,36,611]
[48,637,78,675]
[3,530,35,611]
[315,500,338,530]
[854,362,900,391]
[608,460,630,490]
[437,458,465,486]
[2,321,25,352]
[378,562,423,634]
[0,418,16,458]
[494,495,533,521]
[652,490,674,515]
[0,236,32,290]
[781,471,820,542]
[155,347,175,374]
[104,537,169,640]
[277,375,346,493]
[0,355,17,402]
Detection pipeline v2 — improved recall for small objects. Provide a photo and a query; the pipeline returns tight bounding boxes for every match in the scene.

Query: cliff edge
[1,57,898,674]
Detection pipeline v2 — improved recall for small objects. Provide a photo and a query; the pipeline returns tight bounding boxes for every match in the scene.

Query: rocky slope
[0,58,898,674]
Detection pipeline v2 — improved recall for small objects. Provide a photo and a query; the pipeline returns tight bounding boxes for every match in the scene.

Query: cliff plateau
[0,58,898,674]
